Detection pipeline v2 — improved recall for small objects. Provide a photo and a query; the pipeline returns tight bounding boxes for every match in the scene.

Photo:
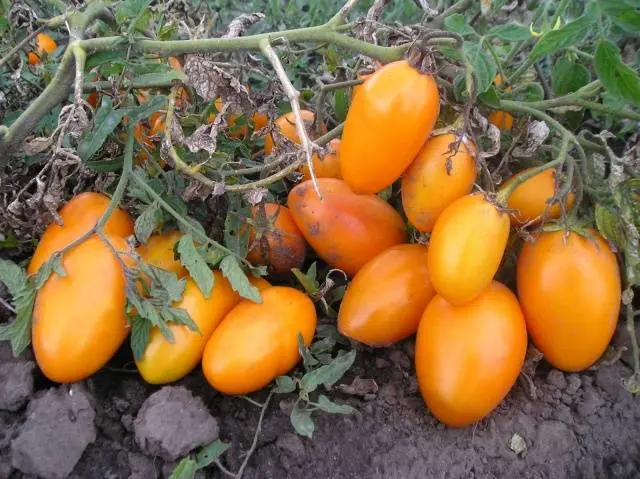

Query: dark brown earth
[2,332,639,479]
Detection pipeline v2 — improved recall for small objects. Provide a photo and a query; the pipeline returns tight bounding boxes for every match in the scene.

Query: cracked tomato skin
[246,203,307,275]
[415,281,527,427]
[287,178,407,277]
[28,192,133,275]
[517,230,621,372]
[202,286,316,395]
[427,193,510,305]
[401,133,477,233]
[340,60,440,194]
[263,110,326,155]
[338,244,435,346]
[32,234,132,383]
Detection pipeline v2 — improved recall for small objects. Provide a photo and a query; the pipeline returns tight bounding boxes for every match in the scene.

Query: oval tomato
[427,193,510,305]
[32,234,131,383]
[517,230,621,371]
[263,110,326,155]
[351,71,374,100]
[287,178,407,277]
[340,60,440,194]
[401,133,476,233]
[488,75,514,131]
[202,286,316,394]
[137,230,187,278]
[300,138,342,181]
[28,192,133,275]
[246,203,306,275]
[415,281,527,427]
[338,244,435,346]
[36,33,57,54]
[501,168,575,225]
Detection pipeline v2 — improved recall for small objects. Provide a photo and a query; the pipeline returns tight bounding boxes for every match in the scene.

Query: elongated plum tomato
[338,244,435,346]
[246,203,306,275]
[500,168,575,225]
[32,234,132,383]
[401,134,477,233]
[517,230,620,371]
[300,138,342,181]
[340,60,440,194]
[428,193,510,305]
[137,230,187,278]
[263,110,326,155]
[202,286,316,394]
[415,281,527,427]
[287,178,407,277]
[28,192,133,275]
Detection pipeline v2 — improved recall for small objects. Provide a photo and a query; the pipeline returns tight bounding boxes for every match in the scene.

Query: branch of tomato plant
[71,45,87,105]
[430,0,472,29]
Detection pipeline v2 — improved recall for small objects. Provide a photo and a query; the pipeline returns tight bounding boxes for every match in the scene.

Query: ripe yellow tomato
[86,92,99,108]
[28,192,133,275]
[32,235,131,383]
[28,51,41,65]
[36,33,57,54]
[351,71,374,99]
[488,74,514,130]
[517,230,621,371]
[415,281,527,427]
[500,168,575,225]
[401,133,477,233]
[287,178,407,277]
[137,230,187,278]
[338,244,435,346]
[300,138,342,181]
[202,286,317,394]
[340,60,440,194]
[246,203,307,275]
[428,193,510,305]
[263,110,326,154]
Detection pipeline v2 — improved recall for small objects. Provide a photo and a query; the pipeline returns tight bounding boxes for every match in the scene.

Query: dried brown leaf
[225,13,264,38]
[512,121,550,158]
[23,136,54,156]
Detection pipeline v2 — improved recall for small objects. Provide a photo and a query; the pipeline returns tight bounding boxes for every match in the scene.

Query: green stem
[497,155,566,204]
[321,78,363,92]
[550,0,570,27]
[528,98,640,121]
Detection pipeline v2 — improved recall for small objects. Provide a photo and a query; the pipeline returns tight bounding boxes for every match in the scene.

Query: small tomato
[300,138,342,181]
[36,33,57,54]
[488,75,514,130]
[137,230,187,278]
[263,110,326,154]
[27,51,41,65]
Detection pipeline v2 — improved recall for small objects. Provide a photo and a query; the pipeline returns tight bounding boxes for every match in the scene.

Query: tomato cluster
[27,59,622,430]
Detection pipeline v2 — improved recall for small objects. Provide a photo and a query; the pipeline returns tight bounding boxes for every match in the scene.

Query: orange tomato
[36,33,57,54]
[167,57,189,107]
[202,286,317,394]
[488,74,514,130]
[246,203,307,275]
[340,60,440,194]
[415,281,527,427]
[28,192,133,275]
[134,122,155,149]
[338,244,435,346]
[32,235,131,383]
[207,98,248,139]
[401,133,477,233]
[287,178,407,277]
[251,111,269,131]
[300,138,342,181]
[517,230,621,371]
[500,168,575,225]
[137,230,187,278]
[263,110,326,154]
[351,71,374,99]
[86,92,99,108]
[427,193,510,305]
[27,51,41,65]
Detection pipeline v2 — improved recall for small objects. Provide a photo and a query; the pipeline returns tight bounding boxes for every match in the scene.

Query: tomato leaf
[273,376,297,394]
[444,13,477,37]
[462,41,497,94]
[315,395,357,415]
[487,23,530,42]
[135,201,163,244]
[0,259,36,357]
[334,90,348,122]
[161,307,199,333]
[552,57,590,96]
[291,262,319,296]
[600,0,640,35]
[594,40,640,107]
[130,315,151,361]
[139,263,186,303]
[290,402,314,438]
[219,255,262,303]
[77,104,127,161]
[297,333,319,371]
[169,457,197,479]
[299,350,356,394]
[223,195,250,258]
[195,440,232,468]
[595,203,626,252]
[177,234,214,298]
[478,87,501,108]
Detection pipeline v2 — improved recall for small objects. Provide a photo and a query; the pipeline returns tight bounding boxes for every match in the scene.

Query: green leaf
[462,41,497,94]
[595,40,640,107]
[162,307,199,333]
[334,90,348,122]
[0,259,29,295]
[478,87,501,108]
[291,264,319,296]
[127,95,167,123]
[487,23,530,42]
[116,0,152,24]
[552,57,590,96]
[298,333,319,370]
[290,403,314,438]
[299,350,356,394]
[515,83,545,102]
[135,71,187,86]
[130,315,151,361]
[219,256,262,303]
[77,106,127,161]
[595,203,626,252]
[315,395,357,415]
[444,13,477,37]
[224,196,250,258]
[0,259,36,357]
[169,457,197,479]
[273,376,297,394]
[195,440,232,468]
[529,3,597,61]
[140,264,186,303]
[177,234,214,298]
[135,202,163,244]
[85,157,125,173]
[600,0,640,35]
[86,51,126,69]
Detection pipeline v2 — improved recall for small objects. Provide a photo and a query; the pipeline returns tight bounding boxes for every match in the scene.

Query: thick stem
[72,44,87,105]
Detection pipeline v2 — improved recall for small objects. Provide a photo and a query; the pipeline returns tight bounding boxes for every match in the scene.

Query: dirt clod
[0,359,35,411]
[133,386,218,461]
[128,452,158,479]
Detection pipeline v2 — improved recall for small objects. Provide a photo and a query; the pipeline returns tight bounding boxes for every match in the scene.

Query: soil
[1,334,640,479]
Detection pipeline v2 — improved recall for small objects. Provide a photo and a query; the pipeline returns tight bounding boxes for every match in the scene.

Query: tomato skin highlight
[28,192,133,275]
[338,244,435,346]
[32,235,131,383]
[517,230,621,372]
[264,110,326,155]
[300,138,342,181]
[340,60,440,194]
[246,204,307,275]
[401,133,477,233]
[415,281,527,427]
[202,286,317,395]
[501,168,575,225]
[287,178,407,277]
[427,193,510,305]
